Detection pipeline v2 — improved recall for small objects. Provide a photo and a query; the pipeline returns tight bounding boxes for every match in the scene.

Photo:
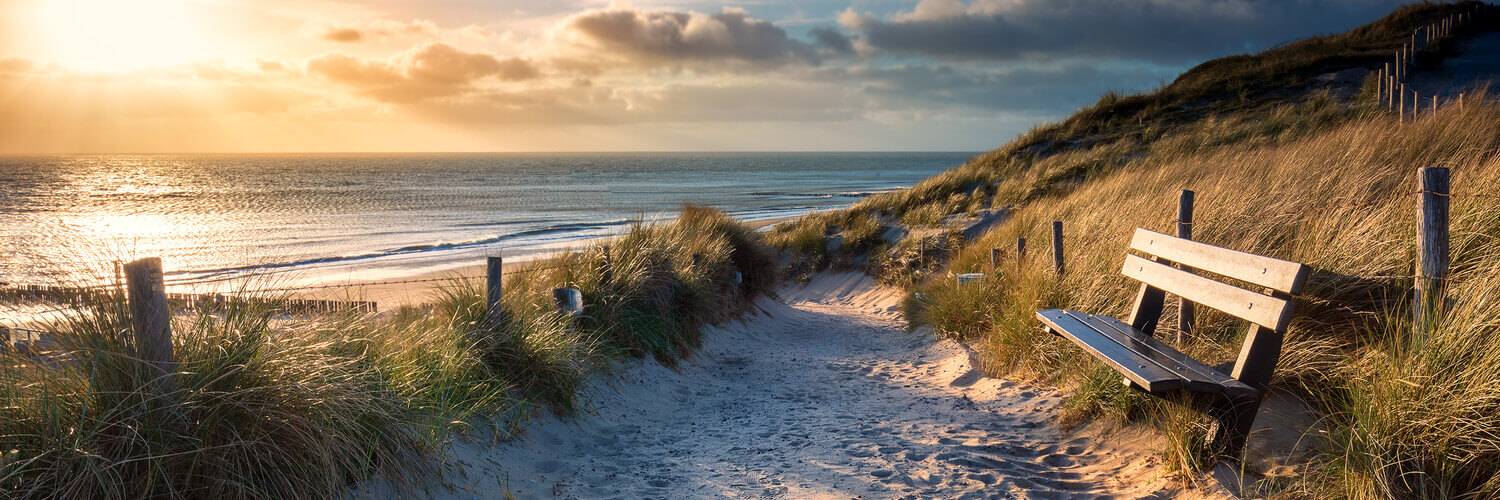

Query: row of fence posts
[969,167,1453,334]
[119,247,721,396]
[482,248,720,322]
[1377,4,1485,121]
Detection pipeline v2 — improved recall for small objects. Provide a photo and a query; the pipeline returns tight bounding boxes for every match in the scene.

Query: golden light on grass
[27,0,200,72]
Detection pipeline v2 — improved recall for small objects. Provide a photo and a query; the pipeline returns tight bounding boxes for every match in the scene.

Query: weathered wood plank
[1083,313,1257,399]
[1231,324,1283,394]
[1129,228,1309,294]
[1127,282,1165,336]
[1121,254,1296,330]
[1036,309,1183,393]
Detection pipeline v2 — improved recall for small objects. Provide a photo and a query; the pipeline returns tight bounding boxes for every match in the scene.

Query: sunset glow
[28,0,201,72]
[0,0,1416,153]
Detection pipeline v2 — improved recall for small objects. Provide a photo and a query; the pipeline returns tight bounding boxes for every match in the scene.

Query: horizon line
[0,150,986,156]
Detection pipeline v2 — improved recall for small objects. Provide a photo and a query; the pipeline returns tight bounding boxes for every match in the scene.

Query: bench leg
[1208,394,1261,459]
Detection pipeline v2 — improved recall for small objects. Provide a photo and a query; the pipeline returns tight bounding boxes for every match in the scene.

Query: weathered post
[1177,190,1195,344]
[1377,66,1385,103]
[124,257,176,394]
[1015,237,1027,270]
[1388,74,1396,108]
[553,288,583,316]
[990,248,1001,269]
[1433,95,1439,116]
[1400,84,1406,122]
[1459,92,1464,111]
[1415,167,1451,329]
[1050,221,1064,276]
[486,256,504,325]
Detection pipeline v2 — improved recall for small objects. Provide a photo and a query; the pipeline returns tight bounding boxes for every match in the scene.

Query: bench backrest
[1123,228,1308,331]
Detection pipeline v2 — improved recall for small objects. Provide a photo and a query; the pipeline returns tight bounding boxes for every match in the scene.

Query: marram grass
[909,96,1500,495]
[0,206,775,497]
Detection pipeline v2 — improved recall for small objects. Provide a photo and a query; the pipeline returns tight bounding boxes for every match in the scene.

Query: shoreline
[284,213,804,308]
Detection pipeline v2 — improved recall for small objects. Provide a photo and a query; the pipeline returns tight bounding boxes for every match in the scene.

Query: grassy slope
[0,206,776,498]
[770,2,1500,496]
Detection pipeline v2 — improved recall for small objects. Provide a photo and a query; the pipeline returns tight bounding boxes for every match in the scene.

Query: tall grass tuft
[0,205,777,496]
[0,294,425,498]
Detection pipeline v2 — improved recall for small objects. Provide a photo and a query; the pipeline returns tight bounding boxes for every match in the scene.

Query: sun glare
[30,0,200,72]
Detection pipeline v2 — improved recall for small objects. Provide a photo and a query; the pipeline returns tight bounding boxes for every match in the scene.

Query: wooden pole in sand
[1388,74,1396,108]
[124,257,176,394]
[1377,67,1384,103]
[1015,237,1027,271]
[1433,95,1439,116]
[1400,84,1406,122]
[1415,167,1450,330]
[486,256,504,325]
[1050,221,1064,277]
[1176,190,1195,344]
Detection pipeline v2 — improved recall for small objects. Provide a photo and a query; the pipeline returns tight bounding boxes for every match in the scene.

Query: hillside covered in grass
[768,2,1500,496]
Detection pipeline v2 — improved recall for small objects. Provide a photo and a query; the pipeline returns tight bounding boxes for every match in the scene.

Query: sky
[0,0,1414,153]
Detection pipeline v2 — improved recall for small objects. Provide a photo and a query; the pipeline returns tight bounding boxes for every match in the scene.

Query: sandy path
[365,272,1195,499]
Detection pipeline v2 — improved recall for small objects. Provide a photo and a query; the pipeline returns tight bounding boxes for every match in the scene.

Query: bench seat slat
[1082,313,1257,398]
[1121,254,1295,330]
[1038,309,1258,398]
[1130,228,1310,294]
[1036,309,1183,393]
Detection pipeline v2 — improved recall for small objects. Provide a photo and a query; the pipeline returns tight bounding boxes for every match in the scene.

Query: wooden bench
[1036,228,1309,456]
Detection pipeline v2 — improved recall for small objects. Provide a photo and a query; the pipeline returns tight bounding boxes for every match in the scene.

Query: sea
[0,152,971,290]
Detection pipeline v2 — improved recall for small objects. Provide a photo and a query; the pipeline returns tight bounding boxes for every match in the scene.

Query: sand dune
[359,272,1228,498]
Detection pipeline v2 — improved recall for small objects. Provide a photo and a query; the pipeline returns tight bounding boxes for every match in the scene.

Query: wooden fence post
[990,248,1001,269]
[1415,167,1450,329]
[124,257,176,394]
[1388,75,1395,108]
[1376,66,1383,103]
[1177,190,1196,344]
[553,288,583,316]
[486,256,504,325]
[1015,237,1027,270]
[1433,95,1439,116]
[1051,221,1064,276]
[1400,84,1406,122]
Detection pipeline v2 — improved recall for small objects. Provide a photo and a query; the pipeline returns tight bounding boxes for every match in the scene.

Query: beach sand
[356,271,1229,498]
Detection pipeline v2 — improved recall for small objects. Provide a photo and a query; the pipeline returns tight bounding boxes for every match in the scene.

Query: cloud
[323,28,365,43]
[315,19,493,43]
[809,27,855,55]
[557,6,829,67]
[843,0,1409,64]
[307,43,540,102]
[829,62,1176,115]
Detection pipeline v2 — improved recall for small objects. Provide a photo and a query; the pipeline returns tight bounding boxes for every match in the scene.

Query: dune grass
[903,95,1500,495]
[0,206,776,497]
